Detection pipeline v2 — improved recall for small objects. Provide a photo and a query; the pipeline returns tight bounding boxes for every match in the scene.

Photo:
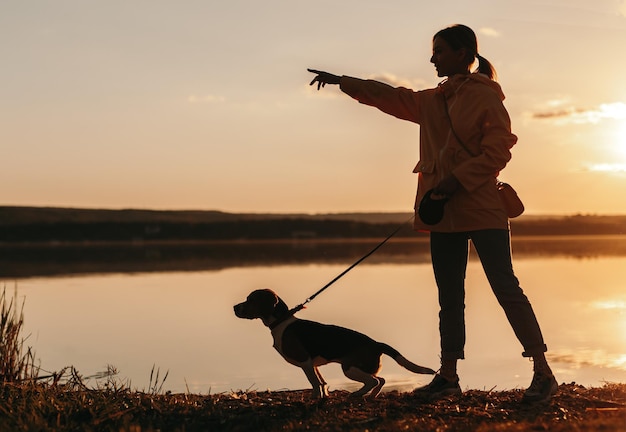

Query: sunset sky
[2,1,626,214]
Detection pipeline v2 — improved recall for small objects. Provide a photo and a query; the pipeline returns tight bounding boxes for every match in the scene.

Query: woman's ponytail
[475,54,497,80]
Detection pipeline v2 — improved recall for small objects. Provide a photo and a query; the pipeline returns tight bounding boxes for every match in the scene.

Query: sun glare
[591,299,626,345]
[617,117,626,157]
[613,355,626,370]
[587,105,626,173]
[596,103,626,160]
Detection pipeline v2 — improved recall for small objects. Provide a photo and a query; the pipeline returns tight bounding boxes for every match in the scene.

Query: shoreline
[2,382,624,431]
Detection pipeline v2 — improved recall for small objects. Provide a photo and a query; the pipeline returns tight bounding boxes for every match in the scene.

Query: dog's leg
[342,366,385,400]
[301,361,327,399]
[313,366,329,397]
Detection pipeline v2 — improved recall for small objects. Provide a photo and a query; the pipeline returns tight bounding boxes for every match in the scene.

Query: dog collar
[269,314,295,330]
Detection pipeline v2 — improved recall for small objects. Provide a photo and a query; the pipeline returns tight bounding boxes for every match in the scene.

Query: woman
[308,24,557,403]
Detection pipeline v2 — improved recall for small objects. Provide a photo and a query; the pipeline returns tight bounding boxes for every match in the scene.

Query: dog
[234,289,436,399]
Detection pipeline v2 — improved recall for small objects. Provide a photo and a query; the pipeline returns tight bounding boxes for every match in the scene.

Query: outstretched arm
[309,69,421,123]
[308,68,341,90]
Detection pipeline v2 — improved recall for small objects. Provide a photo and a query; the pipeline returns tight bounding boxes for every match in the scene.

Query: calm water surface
[6,238,626,394]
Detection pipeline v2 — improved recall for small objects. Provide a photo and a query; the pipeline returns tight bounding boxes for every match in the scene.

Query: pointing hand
[308,68,341,90]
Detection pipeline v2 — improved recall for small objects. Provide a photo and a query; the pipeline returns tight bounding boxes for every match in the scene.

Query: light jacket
[340,73,518,232]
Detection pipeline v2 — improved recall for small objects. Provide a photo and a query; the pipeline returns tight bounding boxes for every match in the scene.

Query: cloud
[585,163,626,174]
[531,102,626,124]
[591,298,626,311]
[187,94,225,104]
[531,107,586,120]
[479,27,500,38]
[367,72,427,89]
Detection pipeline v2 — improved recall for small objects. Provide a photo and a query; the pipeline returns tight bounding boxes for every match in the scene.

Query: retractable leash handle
[288,215,415,315]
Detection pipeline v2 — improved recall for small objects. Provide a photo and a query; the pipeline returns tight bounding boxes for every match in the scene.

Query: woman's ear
[456,47,469,64]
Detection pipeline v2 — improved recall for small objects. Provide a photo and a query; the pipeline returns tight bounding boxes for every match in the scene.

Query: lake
[4,236,626,395]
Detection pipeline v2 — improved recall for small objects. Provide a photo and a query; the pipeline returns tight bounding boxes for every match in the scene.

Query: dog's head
[234,289,290,324]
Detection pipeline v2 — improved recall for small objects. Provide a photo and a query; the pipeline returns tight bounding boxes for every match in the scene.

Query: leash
[288,215,415,316]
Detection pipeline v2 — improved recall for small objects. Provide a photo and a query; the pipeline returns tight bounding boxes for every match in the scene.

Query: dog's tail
[379,343,436,375]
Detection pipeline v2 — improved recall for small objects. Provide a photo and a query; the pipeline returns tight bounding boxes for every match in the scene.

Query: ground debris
[0,381,624,431]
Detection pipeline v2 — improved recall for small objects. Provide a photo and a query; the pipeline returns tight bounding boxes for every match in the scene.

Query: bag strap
[442,94,478,158]
[443,94,509,190]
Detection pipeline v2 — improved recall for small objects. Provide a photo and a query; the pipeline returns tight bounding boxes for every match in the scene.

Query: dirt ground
[203,382,626,431]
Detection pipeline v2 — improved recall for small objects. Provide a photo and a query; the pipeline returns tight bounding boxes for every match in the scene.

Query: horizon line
[1,204,625,217]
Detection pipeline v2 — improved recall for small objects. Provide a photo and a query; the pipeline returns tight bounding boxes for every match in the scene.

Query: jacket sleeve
[452,94,517,192]
[340,76,421,123]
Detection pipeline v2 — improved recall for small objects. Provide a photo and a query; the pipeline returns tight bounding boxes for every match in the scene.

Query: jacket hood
[438,73,505,101]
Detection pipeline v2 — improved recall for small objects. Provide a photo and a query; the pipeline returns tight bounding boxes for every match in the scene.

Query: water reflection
[3,235,626,278]
[4,237,626,395]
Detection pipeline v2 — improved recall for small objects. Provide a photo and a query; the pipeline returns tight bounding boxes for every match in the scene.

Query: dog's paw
[311,386,329,400]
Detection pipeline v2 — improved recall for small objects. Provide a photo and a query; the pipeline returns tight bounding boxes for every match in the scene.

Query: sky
[2,0,626,215]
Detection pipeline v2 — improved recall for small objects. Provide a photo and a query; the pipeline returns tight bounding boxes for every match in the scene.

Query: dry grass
[0,287,40,383]
[0,382,624,431]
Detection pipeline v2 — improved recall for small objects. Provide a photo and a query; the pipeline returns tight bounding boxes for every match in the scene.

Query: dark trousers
[430,229,548,360]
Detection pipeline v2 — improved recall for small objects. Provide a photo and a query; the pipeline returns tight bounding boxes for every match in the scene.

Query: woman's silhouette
[308,24,557,403]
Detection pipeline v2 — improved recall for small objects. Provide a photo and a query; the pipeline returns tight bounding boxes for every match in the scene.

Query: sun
[570,102,626,173]
[587,120,626,173]
[591,102,626,154]
[592,103,626,173]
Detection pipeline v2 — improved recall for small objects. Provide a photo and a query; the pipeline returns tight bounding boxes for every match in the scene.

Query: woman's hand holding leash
[433,174,460,199]
[308,68,341,90]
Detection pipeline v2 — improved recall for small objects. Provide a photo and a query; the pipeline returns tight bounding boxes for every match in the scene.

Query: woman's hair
[434,24,497,80]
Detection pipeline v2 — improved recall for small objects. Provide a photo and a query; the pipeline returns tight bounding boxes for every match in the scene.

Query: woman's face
[430,36,469,78]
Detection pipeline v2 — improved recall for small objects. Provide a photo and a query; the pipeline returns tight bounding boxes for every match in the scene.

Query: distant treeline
[0,219,414,242]
[511,215,626,236]
[0,211,625,243]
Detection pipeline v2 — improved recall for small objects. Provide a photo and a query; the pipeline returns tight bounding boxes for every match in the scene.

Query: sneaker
[414,374,461,399]
[522,372,558,403]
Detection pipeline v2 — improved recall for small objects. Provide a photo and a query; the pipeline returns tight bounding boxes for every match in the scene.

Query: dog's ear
[273,296,289,318]
[251,289,291,318]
